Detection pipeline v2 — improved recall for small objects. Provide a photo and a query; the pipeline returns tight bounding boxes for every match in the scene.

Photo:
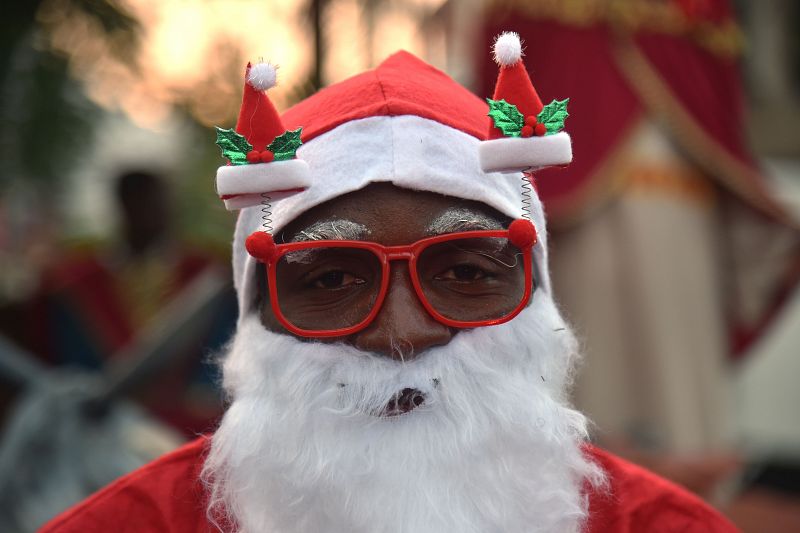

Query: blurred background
[0,0,798,531]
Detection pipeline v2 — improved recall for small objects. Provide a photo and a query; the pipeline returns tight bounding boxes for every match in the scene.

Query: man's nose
[351,263,452,361]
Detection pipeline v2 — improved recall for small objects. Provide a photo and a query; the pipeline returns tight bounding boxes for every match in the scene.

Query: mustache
[335,378,441,417]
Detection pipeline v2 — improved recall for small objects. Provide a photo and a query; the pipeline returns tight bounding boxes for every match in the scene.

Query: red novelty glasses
[247,219,537,337]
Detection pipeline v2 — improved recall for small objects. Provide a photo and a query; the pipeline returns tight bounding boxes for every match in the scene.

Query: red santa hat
[479,32,573,173]
[215,62,311,210]
[220,38,573,321]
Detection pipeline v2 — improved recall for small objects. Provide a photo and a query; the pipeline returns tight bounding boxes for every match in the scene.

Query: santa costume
[40,33,736,533]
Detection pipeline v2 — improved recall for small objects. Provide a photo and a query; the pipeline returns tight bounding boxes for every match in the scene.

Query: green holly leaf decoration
[215,127,252,165]
[536,98,569,135]
[486,98,524,137]
[268,128,303,161]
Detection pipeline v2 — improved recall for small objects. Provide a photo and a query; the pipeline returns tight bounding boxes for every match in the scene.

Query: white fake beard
[203,294,605,533]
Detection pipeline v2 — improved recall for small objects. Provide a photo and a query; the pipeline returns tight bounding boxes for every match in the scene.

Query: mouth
[381,388,426,417]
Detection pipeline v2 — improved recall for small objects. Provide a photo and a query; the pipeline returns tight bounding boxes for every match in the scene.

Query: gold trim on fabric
[624,164,717,208]
[485,0,744,58]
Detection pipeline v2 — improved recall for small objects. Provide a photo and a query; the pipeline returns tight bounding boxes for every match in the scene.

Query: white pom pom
[493,32,523,67]
[247,62,277,91]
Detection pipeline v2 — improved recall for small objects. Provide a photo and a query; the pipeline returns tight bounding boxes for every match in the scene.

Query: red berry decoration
[508,219,538,249]
[534,123,547,136]
[245,231,277,261]
[260,150,275,163]
[520,125,534,138]
[524,115,538,127]
[246,150,260,163]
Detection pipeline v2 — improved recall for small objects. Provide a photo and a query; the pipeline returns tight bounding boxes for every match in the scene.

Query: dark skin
[117,171,172,255]
[259,182,513,362]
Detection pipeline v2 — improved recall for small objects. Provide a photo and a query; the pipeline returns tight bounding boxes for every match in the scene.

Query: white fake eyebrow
[289,219,370,242]
[425,207,504,236]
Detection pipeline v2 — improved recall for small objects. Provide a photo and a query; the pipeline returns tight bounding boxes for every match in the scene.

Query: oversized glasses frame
[249,220,537,338]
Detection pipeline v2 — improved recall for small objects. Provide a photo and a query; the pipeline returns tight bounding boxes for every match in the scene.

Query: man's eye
[310,270,365,289]
[434,264,491,282]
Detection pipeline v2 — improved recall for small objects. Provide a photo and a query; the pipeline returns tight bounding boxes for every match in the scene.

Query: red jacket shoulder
[585,446,739,532]
[39,439,739,532]
[38,437,212,533]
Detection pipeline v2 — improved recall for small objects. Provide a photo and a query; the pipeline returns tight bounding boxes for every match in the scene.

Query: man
[25,169,228,435]
[40,33,736,532]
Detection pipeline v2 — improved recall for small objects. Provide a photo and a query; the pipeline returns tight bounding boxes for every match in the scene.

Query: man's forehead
[287,208,503,243]
[278,184,506,244]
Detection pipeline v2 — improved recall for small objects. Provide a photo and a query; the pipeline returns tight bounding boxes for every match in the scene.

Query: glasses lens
[273,246,382,331]
[416,236,527,322]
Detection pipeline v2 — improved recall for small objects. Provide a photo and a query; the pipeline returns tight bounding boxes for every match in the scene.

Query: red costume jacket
[40,437,737,532]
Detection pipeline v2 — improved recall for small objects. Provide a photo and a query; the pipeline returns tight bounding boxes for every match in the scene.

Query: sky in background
[40,0,446,128]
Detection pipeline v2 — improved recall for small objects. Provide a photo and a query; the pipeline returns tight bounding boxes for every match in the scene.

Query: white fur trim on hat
[479,132,572,173]
[216,159,311,210]
[232,115,553,322]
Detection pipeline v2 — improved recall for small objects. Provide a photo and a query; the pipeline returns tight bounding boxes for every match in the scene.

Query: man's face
[206,184,600,533]
[259,183,522,415]
[260,182,514,357]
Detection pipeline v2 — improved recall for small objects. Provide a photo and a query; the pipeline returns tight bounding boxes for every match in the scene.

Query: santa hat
[215,62,311,211]
[221,38,573,322]
[479,32,573,173]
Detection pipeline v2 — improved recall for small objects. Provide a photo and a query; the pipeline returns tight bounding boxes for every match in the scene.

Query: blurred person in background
[22,169,233,435]
[0,168,235,531]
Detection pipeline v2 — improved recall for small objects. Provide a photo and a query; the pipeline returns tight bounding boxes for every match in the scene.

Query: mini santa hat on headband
[215,62,311,211]
[479,32,573,173]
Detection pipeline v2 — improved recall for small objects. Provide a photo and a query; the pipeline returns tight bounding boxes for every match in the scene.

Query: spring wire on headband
[520,171,533,221]
[260,192,273,232]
